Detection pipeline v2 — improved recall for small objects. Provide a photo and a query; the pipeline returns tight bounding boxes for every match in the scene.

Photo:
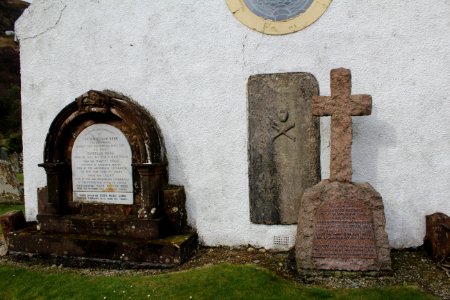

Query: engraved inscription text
[312,200,377,259]
[72,124,133,204]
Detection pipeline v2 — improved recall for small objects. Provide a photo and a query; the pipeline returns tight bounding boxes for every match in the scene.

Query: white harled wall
[15,0,450,249]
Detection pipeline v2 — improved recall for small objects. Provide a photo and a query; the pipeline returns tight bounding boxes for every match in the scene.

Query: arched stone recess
[36,90,188,240]
[6,91,196,267]
[43,90,165,165]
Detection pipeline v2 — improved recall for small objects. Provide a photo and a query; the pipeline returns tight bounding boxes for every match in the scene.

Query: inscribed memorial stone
[0,161,22,204]
[248,73,320,224]
[313,200,377,259]
[295,68,391,272]
[72,124,133,204]
[6,90,197,267]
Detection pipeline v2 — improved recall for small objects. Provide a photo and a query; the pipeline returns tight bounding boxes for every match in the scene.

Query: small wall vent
[273,235,290,249]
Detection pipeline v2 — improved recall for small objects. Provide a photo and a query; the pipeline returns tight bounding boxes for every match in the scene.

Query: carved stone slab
[296,180,391,271]
[248,73,320,224]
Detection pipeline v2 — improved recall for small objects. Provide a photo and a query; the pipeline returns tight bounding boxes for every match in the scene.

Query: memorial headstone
[0,160,22,204]
[424,212,450,261]
[248,73,321,224]
[6,90,197,267]
[295,68,391,272]
[0,147,8,161]
[9,153,21,173]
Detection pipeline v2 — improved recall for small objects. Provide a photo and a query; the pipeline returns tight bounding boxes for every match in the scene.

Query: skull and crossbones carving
[271,109,296,142]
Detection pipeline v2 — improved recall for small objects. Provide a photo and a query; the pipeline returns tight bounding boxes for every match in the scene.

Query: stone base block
[163,185,189,233]
[7,225,197,268]
[296,180,391,272]
[37,214,170,240]
[424,212,450,261]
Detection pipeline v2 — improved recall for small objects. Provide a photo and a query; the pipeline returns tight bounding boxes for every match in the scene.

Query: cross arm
[312,94,372,116]
[341,94,372,116]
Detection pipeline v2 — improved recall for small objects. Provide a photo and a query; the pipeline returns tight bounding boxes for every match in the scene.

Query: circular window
[227,0,332,35]
[244,0,314,21]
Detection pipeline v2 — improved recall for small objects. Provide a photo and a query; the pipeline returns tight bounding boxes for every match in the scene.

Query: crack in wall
[242,34,248,71]
[19,3,67,41]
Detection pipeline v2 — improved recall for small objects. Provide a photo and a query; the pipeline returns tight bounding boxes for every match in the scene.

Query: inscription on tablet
[312,200,377,259]
[72,124,133,204]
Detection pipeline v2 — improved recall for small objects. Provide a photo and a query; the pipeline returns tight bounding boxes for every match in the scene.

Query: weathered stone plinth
[7,226,197,268]
[296,180,391,271]
[37,214,170,240]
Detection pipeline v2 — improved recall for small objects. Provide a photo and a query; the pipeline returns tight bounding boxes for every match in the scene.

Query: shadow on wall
[162,130,196,228]
[352,109,397,185]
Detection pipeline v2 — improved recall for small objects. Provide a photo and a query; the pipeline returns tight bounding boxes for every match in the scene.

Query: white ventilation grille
[273,235,290,249]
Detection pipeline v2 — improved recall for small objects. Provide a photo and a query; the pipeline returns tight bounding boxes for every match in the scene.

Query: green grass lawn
[0,204,437,299]
[0,204,24,216]
[15,173,23,185]
[0,264,436,300]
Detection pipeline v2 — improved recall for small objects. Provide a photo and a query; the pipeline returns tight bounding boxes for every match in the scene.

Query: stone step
[7,226,197,268]
[37,214,172,240]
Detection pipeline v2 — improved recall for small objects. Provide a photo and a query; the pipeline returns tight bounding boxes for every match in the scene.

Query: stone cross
[312,68,372,182]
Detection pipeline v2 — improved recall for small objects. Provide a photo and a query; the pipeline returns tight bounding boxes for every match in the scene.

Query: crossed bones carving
[271,109,296,142]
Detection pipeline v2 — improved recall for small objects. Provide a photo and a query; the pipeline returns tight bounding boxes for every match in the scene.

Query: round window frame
[226,0,333,35]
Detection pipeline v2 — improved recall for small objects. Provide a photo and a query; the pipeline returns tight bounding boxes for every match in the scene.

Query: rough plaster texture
[15,0,450,249]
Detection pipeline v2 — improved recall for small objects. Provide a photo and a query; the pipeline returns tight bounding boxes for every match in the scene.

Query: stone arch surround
[38,90,168,219]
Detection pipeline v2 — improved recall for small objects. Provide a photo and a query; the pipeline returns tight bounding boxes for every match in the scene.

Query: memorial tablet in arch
[72,124,133,204]
[6,90,196,267]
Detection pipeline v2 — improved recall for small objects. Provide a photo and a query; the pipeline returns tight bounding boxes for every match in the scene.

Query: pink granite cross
[313,68,372,182]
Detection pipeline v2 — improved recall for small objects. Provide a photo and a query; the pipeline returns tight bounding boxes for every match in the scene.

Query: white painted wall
[15,0,450,249]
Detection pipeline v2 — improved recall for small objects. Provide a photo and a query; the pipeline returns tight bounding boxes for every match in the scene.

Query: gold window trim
[226,0,333,35]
